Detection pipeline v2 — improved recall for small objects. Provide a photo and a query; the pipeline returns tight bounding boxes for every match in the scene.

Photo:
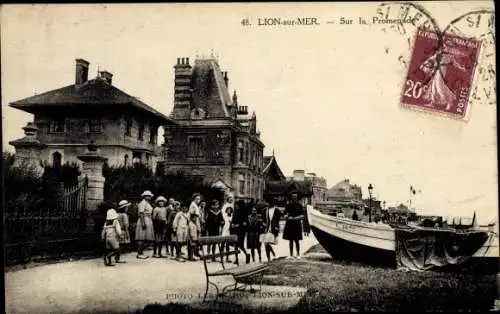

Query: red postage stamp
[401,28,482,119]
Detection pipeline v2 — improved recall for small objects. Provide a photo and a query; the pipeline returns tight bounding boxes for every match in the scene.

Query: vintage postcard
[2,2,497,313]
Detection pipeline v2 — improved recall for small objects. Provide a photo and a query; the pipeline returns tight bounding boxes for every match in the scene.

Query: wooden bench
[197,235,269,302]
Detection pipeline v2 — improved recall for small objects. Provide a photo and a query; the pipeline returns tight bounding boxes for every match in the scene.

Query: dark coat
[230,201,249,233]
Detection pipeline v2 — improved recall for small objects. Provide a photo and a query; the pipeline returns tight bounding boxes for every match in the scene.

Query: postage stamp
[401,27,482,119]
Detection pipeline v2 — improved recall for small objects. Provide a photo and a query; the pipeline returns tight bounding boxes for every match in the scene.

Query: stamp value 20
[401,28,482,119]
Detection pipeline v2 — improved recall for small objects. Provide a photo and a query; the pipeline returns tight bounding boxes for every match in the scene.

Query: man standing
[282,192,308,258]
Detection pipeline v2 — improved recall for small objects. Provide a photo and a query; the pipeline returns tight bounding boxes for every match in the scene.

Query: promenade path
[5,233,318,314]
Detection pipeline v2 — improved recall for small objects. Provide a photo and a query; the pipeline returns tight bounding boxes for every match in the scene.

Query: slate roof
[263,156,273,168]
[10,78,175,124]
[263,155,286,181]
[190,59,231,118]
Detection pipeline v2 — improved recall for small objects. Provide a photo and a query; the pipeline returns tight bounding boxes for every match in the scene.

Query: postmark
[442,10,495,106]
[400,28,482,119]
[375,2,443,72]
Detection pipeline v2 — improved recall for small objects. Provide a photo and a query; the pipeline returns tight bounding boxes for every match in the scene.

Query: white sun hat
[156,196,167,203]
[141,190,154,197]
[106,209,119,220]
[117,200,131,209]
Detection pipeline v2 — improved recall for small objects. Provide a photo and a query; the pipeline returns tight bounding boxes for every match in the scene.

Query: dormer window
[49,119,65,133]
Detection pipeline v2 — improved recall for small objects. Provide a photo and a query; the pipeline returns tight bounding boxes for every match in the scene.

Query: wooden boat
[308,206,498,272]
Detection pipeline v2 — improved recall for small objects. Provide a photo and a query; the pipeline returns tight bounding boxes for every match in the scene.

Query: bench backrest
[198,235,238,246]
[198,235,240,269]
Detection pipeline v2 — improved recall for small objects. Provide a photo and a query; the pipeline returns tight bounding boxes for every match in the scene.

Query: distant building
[304,172,328,206]
[9,58,175,171]
[322,179,364,210]
[327,179,362,201]
[164,57,265,201]
[262,156,313,206]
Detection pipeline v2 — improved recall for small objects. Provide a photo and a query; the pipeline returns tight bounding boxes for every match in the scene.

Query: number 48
[404,79,428,99]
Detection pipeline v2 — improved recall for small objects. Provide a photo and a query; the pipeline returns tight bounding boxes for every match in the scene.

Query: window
[138,123,145,140]
[245,143,249,164]
[50,119,65,133]
[238,141,244,163]
[188,137,204,158]
[88,119,102,133]
[238,174,245,195]
[247,176,251,196]
[150,126,157,144]
[125,117,132,136]
[52,151,62,168]
[124,155,130,167]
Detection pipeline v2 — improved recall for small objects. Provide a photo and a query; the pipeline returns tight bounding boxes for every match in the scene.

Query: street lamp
[368,184,373,223]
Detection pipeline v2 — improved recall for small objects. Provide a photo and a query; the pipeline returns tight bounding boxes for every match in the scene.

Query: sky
[1,2,497,223]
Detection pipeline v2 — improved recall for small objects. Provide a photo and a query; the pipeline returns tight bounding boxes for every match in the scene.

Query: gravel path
[5,235,317,313]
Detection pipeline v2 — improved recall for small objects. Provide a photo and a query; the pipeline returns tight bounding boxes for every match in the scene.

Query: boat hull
[308,207,396,266]
[308,206,499,272]
[310,225,396,267]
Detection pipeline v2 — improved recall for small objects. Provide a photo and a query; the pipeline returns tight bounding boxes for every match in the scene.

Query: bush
[3,152,82,214]
[42,162,81,187]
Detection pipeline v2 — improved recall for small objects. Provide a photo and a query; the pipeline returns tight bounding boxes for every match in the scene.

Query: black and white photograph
[2,2,498,313]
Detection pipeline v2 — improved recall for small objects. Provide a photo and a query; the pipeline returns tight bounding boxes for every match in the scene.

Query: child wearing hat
[173,204,190,262]
[152,196,168,258]
[115,200,132,263]
[101,209,123,266]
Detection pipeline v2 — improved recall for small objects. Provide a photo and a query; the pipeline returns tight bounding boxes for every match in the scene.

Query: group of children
[101,191,279,266]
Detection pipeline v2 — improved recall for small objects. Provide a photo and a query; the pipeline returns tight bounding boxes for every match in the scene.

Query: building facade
[9,58,175,171]
[304,172,328,206]
[327,179,363,202]
[164,57,265,201]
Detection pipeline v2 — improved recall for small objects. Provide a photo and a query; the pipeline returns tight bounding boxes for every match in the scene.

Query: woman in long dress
[282,192,306,258]
[135,190,155,259]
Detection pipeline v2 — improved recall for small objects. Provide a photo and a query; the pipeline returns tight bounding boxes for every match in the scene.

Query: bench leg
[203,280,220,302]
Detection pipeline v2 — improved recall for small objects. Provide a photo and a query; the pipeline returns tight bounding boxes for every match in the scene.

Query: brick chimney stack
[98,70,113,84]
[75,59,89,85]
[293,169,305,182]
[172,57,193,119]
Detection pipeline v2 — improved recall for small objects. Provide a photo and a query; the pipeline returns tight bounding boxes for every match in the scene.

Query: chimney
[172,56,193,119]
[98,70,113,84]
[75,58,89,85]
[293,170,305,182]
[223,71,229,87]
